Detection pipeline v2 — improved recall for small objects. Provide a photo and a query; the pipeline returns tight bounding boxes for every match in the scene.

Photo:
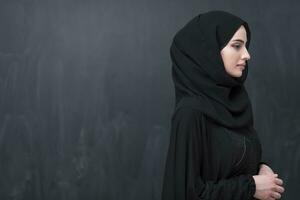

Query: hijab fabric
[171,10,253,129]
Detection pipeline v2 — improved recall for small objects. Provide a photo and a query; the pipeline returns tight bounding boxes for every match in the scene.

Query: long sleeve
[161,108,256,200]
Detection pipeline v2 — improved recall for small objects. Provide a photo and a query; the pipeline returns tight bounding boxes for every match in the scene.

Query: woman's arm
[162,108,256,200]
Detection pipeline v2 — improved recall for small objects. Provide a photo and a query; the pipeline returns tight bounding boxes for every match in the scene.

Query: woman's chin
[228,70,243,78]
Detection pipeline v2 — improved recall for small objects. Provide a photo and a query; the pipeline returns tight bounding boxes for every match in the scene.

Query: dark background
[0,0,299,199]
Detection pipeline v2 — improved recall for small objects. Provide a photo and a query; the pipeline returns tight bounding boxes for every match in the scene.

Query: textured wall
[0,0,299,199]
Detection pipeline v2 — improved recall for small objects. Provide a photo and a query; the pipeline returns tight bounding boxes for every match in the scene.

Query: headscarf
[171,10,253,128]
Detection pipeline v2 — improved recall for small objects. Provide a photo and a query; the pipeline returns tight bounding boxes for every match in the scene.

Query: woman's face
[220,25,251,78]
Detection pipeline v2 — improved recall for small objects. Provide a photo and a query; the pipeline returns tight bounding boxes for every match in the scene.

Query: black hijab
[171,10,253,129]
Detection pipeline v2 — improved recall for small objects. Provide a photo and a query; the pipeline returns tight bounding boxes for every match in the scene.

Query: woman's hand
[252,174,285,200]
[258,164,275,176]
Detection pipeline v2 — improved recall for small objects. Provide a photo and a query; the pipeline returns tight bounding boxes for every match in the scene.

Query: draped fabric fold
[171,10,253,128]
[161,10,264,200]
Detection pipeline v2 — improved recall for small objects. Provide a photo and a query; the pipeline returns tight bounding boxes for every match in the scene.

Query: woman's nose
[242,48,251,60]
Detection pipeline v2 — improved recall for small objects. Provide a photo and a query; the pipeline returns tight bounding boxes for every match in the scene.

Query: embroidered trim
[234,136,246,167]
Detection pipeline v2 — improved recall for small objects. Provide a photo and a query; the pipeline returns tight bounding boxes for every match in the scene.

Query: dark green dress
[162,10,268,200]
[161,107,263,200]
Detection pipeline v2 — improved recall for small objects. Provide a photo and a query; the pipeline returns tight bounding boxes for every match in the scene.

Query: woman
[161,10,285,200]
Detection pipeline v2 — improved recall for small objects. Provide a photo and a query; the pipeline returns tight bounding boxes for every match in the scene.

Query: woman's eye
[232,44,241,49]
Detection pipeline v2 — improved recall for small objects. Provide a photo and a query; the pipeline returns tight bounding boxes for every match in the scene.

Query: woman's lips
[236,65,245,69]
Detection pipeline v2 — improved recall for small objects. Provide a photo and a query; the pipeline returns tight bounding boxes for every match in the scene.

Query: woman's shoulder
[172,107,205,122]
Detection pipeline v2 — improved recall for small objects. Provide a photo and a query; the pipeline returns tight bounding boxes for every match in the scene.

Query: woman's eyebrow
[231,39,247,43]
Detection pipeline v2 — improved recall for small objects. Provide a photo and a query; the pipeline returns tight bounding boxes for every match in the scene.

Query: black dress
[161,106,262,200]
[162,10,267,200]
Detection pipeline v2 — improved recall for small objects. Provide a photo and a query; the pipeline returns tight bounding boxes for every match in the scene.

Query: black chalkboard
[0,0,299,199]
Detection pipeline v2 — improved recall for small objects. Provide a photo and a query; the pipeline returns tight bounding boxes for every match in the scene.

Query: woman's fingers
[271,191,281,199]
[275,177,283,185]
[269,174,285,199]
[274,185,285,193]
